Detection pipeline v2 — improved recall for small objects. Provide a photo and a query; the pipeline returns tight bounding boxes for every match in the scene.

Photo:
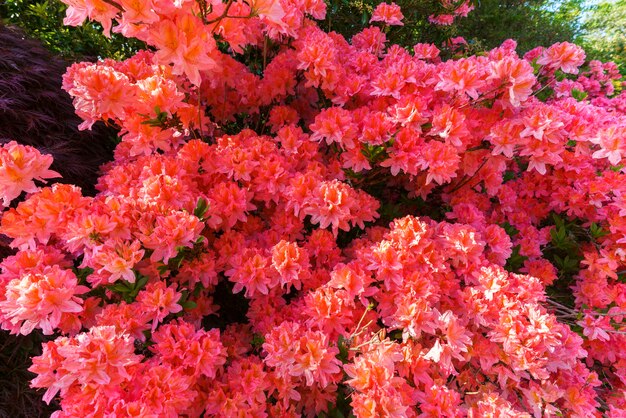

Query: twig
[102,0,123,11]
[447,157,488,194]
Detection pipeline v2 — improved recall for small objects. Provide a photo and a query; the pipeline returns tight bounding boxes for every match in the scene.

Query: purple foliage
[0,24,116,196]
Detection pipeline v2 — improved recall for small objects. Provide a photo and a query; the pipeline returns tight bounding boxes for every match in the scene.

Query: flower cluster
[0,141,60,206]
[1,0,626,416]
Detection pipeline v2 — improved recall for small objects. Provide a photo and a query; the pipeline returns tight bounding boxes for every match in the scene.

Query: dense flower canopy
[1,0,626,416]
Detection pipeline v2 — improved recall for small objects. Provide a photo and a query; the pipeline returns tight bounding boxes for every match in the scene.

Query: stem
[350,306,372,340]
[102,0,123,11]
[197,87,203,137]
[207,0,235,28]
[222,14,254,20]
[263,36,268,71]
[531,77,557,98]
[447,157,488,194]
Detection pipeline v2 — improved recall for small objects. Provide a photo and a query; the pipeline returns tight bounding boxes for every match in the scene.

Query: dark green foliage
[319,386,355,418]
[107,275,151,303]
[541,213,607,308]
[326,0,462,49]
[326,0,583,56]
[202,279,251,330]
[0,0,143,60]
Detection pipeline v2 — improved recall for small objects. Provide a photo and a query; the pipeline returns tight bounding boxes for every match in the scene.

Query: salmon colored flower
[29,326,142,404]
[0,266,87,335]
[136,282,183,331]
[537,42,585,74]
[0,142,60,206]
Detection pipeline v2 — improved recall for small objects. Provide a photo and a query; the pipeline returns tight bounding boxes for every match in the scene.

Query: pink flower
[136,282,183,331]
[436,58,486,100]
[206,181,257,231]
[537,42,586,74]
[489,56,536,106]
[138,210,204,264]
[263,321,342,388]
[271,240,310,289]
[302,180,379,236]
[309,107,358,149]
[151,319,227,378]
[29,326,141,404]
[251,0,286,26]
[590,126,626,165]
[370,3,404,26]
[413,43,440,60]
[88,240,145,285]
[0,266,87,335]
[421,140,461,185]
[0,142,60,206]
[63,62,137,130]
[577,314,611,342]
[226,248,275,297]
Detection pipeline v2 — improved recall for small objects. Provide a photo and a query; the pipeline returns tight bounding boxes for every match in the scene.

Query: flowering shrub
[1,0,626,416]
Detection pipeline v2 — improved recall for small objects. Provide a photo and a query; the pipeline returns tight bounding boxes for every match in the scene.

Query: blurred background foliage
[328,0,587,55]
[456,0,585,53]
[326,0,462,49]
[0,0,623,74]
[579,0,626,74]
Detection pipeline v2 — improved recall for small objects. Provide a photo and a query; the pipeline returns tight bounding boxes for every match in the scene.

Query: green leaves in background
[0,0,144,60]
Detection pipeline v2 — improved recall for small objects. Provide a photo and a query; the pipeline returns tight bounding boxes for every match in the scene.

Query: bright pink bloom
[263,321,342,388]
[537,42,586,74]
[309,107,358,149]
[489,56,536,106]
[0,266,87,335]
[370,3,404,26]
[29,326,141,404]
[590,125,626,165]
[136,282,183,331]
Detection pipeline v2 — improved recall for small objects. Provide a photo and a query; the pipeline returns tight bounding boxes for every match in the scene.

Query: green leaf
[156,264,169,275]
[136,274,149,289]
[505,244,527,273]
[589,222,608,240]
[74,266,94,281]
[180,300,197,310]
[194,197,210,220]
[26,1,49,18]
[553,254,564,268]
[571,88,588,102]
[554,71,567,82]
[500,222,519,238]
[531,59,542,75]
[110,282,131,293]
[336,335,350,364]
[535,87,554,102]
[361,10,368,26]
[251,334,265,348]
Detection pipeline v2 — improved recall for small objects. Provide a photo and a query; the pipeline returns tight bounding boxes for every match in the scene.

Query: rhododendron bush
[2,0,626,416]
